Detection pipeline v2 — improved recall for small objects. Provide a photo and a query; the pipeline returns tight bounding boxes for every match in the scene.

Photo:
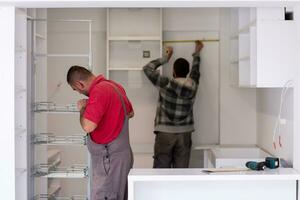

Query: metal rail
[33,133,87,145]
[34,164,88,178]
[34,102,78,113]
[33,194,88,200]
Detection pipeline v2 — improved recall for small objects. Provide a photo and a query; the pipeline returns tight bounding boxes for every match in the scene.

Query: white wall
[293,4,300,170]
[47,8,107,197]
[219,9,257,145]
[256,89,293,164]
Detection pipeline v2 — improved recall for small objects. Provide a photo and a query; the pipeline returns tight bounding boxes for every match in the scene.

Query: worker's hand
[128,111,134,119]
[165,46,173,61]
[194,40,204,53]
[77,99,88,111]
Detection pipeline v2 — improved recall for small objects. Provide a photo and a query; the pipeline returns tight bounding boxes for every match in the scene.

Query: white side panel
[15,8,28,200]
[32,8,48,196]
[293,3,300,172]
[0,6,16,200]
[249,26,257,85]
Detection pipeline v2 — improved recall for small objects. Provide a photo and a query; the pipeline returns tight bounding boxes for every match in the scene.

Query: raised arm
[189,41,204,84]
[143,47,173,88]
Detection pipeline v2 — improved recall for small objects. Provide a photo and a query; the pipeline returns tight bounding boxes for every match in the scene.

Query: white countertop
[129,168,300,181]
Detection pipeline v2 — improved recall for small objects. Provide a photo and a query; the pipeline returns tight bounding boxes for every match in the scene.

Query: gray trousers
[86,83,133,200]
[86,120,133,200]
[153,132,192,168]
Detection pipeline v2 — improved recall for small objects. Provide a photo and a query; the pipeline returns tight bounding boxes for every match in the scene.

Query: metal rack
[34,164,88,178]
[33,158,62,177]
[27,10,91,199]
[33,194,88,200]
[34,102,78,113]
[33,133,87,145]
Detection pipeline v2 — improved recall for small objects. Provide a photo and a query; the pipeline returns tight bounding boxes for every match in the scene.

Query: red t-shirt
[83,75,133,144]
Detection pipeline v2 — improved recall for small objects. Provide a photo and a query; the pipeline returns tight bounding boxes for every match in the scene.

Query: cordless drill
[246,161,266,171]
[246,157,280,171]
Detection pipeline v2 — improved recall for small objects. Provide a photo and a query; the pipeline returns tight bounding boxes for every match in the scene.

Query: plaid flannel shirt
[143,52,201,133]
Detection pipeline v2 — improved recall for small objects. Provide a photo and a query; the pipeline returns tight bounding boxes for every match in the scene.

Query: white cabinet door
[256,20,296,87]
[230,8,296,88]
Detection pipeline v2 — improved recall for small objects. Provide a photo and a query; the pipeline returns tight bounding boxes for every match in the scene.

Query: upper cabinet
[107,8,162,39]
[230,8,296,88]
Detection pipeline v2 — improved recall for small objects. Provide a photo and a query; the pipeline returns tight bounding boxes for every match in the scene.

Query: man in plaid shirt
[143,41,204,168]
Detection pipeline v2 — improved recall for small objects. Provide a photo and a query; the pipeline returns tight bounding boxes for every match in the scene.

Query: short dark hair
[67,65,92,84]
[173,58,190,78]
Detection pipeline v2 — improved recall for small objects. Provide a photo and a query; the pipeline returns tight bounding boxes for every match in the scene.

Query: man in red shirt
[67,66,134,200]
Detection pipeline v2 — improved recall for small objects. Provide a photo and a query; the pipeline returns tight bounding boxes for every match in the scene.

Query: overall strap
[106,82,127,117]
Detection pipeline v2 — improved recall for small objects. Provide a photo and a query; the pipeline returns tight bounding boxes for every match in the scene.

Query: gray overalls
[86,83,133,200]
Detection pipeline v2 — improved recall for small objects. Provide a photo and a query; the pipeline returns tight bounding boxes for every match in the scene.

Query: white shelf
[108,36,161,41]
[108,68,143,71]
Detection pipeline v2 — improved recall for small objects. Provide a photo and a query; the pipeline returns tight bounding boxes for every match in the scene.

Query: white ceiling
[0,0,299,8]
